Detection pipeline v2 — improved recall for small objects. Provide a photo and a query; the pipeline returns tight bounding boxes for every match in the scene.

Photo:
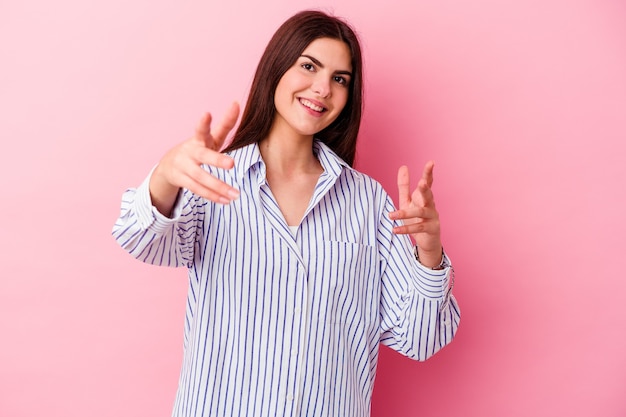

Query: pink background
[1,0,625,416]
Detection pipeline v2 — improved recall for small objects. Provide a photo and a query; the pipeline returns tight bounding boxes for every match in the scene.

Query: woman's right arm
[111,103,241,267]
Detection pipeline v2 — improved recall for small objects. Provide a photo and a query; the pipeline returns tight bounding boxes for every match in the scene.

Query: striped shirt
[112,140,460,417]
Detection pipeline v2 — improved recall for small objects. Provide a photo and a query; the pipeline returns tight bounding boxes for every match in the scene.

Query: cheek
[277,70,302,91]
[274,80,292,109]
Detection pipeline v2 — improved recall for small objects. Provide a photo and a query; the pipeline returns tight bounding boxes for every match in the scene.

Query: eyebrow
[300,54,353,77]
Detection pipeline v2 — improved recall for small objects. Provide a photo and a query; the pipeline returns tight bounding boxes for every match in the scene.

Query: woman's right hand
[149,102,241,216]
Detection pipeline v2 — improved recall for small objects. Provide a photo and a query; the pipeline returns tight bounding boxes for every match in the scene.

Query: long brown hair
[223,10,363,166]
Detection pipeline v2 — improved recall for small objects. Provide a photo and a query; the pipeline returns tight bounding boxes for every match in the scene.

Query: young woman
[113,10,460,417]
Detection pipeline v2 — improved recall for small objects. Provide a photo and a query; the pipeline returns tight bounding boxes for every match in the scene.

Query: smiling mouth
[299,98,326,113]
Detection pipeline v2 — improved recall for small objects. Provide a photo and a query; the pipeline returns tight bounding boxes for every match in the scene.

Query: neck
[260,123,319,175]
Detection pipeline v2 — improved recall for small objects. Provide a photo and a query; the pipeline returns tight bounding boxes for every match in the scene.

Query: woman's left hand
[389,161,443,268]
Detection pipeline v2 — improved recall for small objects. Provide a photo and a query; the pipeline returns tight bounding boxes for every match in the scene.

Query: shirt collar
[228,139,351,181]
[229,141,264,181]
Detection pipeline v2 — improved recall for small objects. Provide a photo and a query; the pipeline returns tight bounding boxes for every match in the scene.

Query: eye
[301,62,315,71]
[334,75,349,86]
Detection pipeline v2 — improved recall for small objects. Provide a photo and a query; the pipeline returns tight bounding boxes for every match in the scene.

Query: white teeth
[300,99,324,112]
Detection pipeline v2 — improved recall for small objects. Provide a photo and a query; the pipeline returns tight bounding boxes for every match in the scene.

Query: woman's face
[272,37,352,140]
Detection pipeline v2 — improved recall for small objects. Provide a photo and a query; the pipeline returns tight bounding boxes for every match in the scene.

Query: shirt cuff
[133,165,183,232]
[412,250,454,299]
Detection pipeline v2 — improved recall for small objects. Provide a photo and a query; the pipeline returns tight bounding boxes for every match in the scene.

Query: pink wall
[1,0,625,416]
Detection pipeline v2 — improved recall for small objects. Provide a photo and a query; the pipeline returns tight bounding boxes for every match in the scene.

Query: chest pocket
[308,241,379,327]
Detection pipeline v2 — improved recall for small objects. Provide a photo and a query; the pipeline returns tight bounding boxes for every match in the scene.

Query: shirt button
[287,394,294,401]
[291,349,297,356]
[294,307,301,314]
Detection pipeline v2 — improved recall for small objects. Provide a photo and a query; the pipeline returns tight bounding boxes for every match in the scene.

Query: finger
[397,165,411,207]
[194,112,214,148]
[184,165,240,201]
[187,183,234,205]
[413,178,434,207]
[194,147,235,170]
[392,221,440,235]
[212,101,240,151]
[389,206,437,221]
[422,160,435,188]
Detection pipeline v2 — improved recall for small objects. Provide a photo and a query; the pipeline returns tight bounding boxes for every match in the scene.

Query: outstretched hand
[389,161,443,267]
[150,102,241,215]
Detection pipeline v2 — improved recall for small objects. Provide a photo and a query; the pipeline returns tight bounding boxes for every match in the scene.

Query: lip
[298,97,327,117]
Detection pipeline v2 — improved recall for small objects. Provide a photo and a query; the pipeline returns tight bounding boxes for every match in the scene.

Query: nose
[311,76,331,98]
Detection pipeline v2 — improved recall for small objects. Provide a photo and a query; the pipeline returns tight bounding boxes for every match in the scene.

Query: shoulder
[340,165,380,187]
[339,166,390,202]
[314,140,387,195]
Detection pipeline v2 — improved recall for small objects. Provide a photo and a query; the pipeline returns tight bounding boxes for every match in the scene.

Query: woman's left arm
[378,162,460,360]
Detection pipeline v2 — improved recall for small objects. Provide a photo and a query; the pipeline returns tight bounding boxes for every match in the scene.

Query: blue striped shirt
[112,140,460,417]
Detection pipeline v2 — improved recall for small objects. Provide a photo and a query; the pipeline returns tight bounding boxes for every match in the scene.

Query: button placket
[284,264,307,410]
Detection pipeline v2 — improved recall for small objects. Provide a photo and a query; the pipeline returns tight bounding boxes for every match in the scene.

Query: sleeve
[377,194,461,361]
[111,167,207,268]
